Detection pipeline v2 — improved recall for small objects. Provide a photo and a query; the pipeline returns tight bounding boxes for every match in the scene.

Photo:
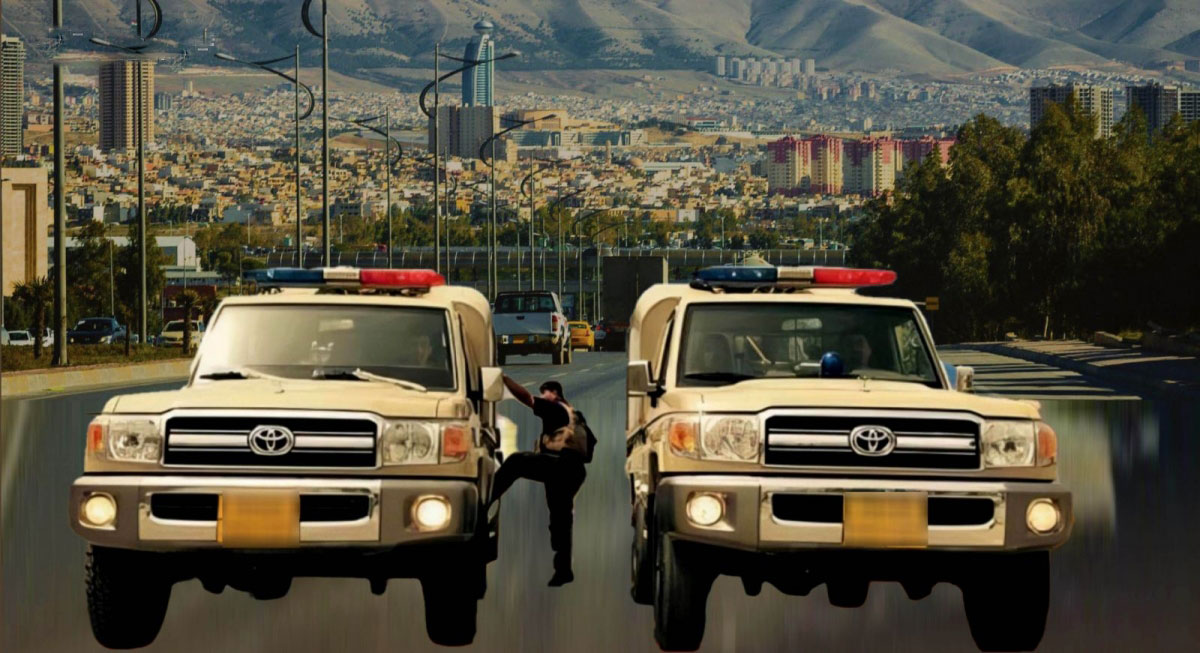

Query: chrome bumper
[70,475,479,551]
[655,475,1072,552]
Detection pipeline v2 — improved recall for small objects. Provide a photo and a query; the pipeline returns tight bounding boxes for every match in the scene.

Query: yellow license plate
[218,490,300,548]
[843,492,927,548]
[513,336,527,344]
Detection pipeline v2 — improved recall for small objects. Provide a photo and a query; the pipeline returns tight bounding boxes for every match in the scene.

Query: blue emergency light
[691,265,896,290]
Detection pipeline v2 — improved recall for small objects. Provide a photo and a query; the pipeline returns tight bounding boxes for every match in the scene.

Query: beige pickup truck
[625,265,1072,651]
[69,268,505,648]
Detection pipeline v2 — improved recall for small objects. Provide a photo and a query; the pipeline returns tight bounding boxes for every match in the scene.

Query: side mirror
[627,360,656,396]
[481,367,504,402]
[955,365,975,393]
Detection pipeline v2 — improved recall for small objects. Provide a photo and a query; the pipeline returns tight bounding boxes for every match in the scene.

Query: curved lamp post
[331,113,403,266]
[214,49,314,266]
[479,114,555,299]
[300,0,331,265]
[565,209,608,321]
[418,49,520,275]
[87,0,163,347]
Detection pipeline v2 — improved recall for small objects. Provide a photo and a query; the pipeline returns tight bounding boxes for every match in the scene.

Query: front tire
[85,546,173,649]
[551,346,563,365]
[653,535,715,651]
[497,351,507,366]
[961,552,1049,652]
[630,499,656,605]
[421,564,481,646]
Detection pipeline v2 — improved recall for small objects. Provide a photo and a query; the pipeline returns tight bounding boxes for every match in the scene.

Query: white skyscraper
[462,20,496,107]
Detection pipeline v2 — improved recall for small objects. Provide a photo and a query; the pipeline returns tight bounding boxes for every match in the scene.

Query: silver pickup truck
[493,291,572,365]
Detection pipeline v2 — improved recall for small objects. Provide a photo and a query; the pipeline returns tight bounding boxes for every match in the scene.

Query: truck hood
[660,378,1040,420]
[107,379,468,419]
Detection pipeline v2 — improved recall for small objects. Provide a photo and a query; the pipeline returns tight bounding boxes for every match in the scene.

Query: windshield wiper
[682,372,757,384]
[198,368,290,382]
[317,368,428,392]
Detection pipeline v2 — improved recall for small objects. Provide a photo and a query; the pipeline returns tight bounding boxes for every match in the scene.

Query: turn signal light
[87,421,105,455]
[442,424,470,461]
[668,421,697,455]
[1036,422,1057,466]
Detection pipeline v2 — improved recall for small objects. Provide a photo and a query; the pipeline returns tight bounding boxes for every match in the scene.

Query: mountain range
[4,0,1200,77]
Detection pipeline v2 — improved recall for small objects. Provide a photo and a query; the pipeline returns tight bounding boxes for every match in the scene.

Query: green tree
[12,277,53,359]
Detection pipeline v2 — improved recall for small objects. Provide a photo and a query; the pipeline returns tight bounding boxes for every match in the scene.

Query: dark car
[68,317,128,344]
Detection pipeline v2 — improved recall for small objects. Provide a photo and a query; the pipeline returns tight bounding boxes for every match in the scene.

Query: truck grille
[763,413,980,471]
[163,416,378,468]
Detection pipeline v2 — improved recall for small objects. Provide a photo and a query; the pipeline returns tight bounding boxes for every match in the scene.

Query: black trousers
[492,451,587,573]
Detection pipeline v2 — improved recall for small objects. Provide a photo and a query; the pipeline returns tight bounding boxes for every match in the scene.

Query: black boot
[548,568,574,587]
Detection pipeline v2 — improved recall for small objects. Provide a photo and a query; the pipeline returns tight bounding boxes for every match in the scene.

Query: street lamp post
[479,114,555,300]
[548,186,588,296]
[214,49,314,266]
[331,113,402,265]
[301,0,330,266]
[420,49,520,276]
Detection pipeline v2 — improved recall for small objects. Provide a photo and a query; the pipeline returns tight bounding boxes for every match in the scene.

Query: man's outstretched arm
[503,375,535,408]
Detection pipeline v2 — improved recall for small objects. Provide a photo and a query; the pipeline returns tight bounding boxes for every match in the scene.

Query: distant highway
[3,350,1197,652]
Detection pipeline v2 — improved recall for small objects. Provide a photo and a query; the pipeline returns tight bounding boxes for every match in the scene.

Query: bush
[0,344,191,373]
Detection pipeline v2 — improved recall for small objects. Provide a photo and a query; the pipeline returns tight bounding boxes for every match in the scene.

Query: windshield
[677,303,940,388]
[194,304,455,390]
[494,294,556,313]
[10,332,30,342]
[75,319,113,332]
[163,321,202,332]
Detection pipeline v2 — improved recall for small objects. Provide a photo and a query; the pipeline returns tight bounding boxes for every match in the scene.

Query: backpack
[542,403,597,463]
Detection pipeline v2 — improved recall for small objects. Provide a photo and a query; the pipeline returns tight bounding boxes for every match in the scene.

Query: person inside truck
[691,333,734,375]
[489,377,587,587]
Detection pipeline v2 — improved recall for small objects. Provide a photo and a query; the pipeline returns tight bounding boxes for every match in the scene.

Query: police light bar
[255,267,446,290]
[691,265,896,290]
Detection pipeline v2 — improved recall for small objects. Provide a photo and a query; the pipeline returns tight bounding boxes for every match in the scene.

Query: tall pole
[594,231,601,321]
[489,137,497,299]
[52,0,68,365]
[528,165,535,291]
[385,107,392,267]
[557,208,564,297]
[577,225,583,322]
[109,240,115,316]
[295,44,302,267]
[443,147,450,275]
[432,44,441,275]
[321,0,330,266]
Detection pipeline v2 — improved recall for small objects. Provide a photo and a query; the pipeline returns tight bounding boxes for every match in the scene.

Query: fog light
[81,493,117,528]
[413,496,452,531]
[685,493,725,527]
[1026,499,1060,534]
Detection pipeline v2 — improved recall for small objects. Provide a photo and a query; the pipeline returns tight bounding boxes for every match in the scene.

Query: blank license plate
[513,336,527,344]
[843,492,928,548]
[218,490,300,548]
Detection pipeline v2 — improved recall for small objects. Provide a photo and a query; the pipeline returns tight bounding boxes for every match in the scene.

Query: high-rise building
[715,56,726,77]
[899,137,955,178]
[730,58,744,80]
[154,92,172,111]
[844,138,898,197]
[1178,90,1199,124]
[1126,82,1180,133]
[765,136,811,195]
[462,20,496,107]
[1,165,49,296]
[1,35,25,155]
[808,135,842,195]
[431,105,499,160]
[803,58,816,76]
[1029,84,1113,138]
[98,60,155,151]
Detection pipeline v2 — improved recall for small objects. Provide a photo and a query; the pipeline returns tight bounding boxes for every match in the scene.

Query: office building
[844,138,898,197]
[714,56,726,77]
[1029,84,1113,138]
[1126,82,1180,133]
[99,60,155,151]
[809,135,842,195]
[1,35,24,155]
[804,58,816,75]
[1,166,49,296]
[765,136,810,195]
[462,20,495,107]
[1180,91,1200,124]
[154,92,172,111]
[431,105,499,160]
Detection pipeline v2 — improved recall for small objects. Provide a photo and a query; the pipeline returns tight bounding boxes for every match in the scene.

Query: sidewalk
[963,339,1200,399]
[1,359,191,398]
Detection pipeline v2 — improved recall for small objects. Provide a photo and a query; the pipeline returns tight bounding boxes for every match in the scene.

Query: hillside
[4,0,1199,77]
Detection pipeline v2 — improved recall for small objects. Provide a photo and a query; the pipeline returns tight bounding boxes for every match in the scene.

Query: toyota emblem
[248,425,295,456]
[849,425,896,457]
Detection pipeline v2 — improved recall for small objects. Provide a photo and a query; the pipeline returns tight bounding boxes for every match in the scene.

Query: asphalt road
[2,350,1197,652]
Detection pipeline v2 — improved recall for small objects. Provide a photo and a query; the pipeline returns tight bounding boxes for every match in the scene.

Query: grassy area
[0,345,191,373]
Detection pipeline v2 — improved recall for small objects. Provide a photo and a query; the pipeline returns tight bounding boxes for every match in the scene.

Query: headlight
[701,415,760,461]
[99,335,113,343]
[381,420,473,465]
[651,413,761,462]
[86,415,163,463]
[981,420,1036,467]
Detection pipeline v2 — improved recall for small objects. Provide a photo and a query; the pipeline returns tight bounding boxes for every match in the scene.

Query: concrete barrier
[1,359,191,398]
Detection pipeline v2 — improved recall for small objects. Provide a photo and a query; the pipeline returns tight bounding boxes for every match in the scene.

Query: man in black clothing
[491,376,587,586]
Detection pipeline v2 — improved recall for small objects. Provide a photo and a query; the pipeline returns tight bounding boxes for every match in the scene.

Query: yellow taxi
[568,320,594,351]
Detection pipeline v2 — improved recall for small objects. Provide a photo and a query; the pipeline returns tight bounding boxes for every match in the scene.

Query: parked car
[6,329,34,346]
[68,317,127,344]
[157,320,205,350]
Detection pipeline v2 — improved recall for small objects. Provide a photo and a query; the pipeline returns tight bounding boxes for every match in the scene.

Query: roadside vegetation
[1,344,190,373]
[852,104,1200,343]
